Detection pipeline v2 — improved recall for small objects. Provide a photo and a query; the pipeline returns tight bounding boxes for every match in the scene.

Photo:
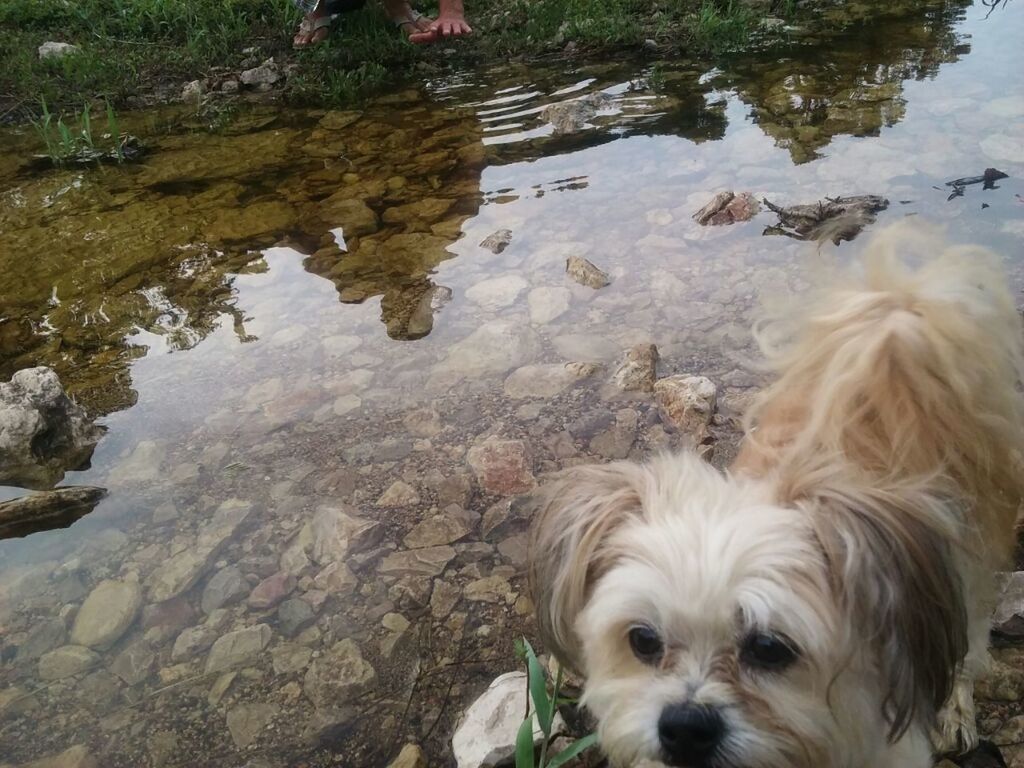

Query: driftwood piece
[762,195,889,244]
[0,485,106,539]
[944,167,1008,200]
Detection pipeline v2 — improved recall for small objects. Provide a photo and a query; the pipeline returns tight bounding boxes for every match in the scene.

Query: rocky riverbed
[2,1,1024,766]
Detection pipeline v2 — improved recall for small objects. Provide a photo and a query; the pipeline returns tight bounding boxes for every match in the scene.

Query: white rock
[452,671,564,768]
[38,42,81,59]
[70,579,142,648]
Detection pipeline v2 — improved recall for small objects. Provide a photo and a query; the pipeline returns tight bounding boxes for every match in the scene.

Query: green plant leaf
[515,716,536,768]
[524,640,552,735]
[544,733,599,768]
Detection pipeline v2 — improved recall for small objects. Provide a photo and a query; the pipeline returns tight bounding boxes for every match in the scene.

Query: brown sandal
[293,14,334,48]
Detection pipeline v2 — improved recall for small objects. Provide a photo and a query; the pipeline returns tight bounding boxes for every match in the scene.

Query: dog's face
[529,454,966,768]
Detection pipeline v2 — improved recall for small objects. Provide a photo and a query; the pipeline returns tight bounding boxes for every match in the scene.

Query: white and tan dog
[529,223,1024,768]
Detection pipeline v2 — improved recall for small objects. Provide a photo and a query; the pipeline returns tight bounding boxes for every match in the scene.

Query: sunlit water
[1,0,1023,765]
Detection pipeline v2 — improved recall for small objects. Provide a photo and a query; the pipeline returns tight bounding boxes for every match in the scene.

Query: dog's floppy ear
[793,477,968,740]
[528,462,647,672]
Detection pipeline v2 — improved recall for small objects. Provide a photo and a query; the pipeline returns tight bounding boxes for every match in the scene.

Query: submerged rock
[693,191,761,225]
[386,744,427,768]
[19,745,97,768]
[479,229,513,254]
[303,639,377,708]
[226,702,278,748]
[38,645,99,681]
[0,367,103,490]
[467,438,536,496]
[541,92,611,134]
[70,579,142,649]
[452,671,564,768]
[205,624,272,674]
[566,255,611,289]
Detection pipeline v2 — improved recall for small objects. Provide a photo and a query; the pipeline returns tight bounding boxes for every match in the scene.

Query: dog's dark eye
[628,625,664,664]
[741,632,798,671]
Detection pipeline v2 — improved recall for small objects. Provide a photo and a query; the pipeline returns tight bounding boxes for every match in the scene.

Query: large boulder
[0,367,103,489]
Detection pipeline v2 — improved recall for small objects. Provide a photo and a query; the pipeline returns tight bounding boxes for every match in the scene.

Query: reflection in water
[1,1,1023,765]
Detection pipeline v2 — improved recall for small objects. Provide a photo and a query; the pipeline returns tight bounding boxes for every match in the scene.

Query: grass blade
[544,733,599,768]
[524,640,552,736]
[515,716,536,768]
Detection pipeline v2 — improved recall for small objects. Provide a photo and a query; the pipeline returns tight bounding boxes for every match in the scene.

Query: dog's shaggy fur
[529,222,1024,767]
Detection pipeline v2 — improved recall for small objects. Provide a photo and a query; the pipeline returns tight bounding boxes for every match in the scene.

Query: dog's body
[530,224,1024,768]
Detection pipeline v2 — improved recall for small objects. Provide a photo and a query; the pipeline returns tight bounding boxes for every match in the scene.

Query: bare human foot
[406,0,472,44]
[293,6,333,47]
[382,0,434,40]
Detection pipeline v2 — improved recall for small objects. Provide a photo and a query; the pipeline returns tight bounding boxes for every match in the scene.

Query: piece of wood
[0,485,106,539]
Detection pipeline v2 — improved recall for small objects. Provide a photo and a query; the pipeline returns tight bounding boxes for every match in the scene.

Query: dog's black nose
[658,704,724,766]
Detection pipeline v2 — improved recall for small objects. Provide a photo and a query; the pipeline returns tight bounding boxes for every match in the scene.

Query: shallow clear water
[1,0,1023,765]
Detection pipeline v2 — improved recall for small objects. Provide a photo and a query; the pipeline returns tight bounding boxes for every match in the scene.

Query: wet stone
[479,229,513,254]
[566,255,611,289]
[467,438,536,496]
[611,344,660,392]
[379,546,456,578]
[201,566,248,614]
[403,407,442,438]
[430,579,460,619]
[503,363,594,399]
[227,702,279,749]
[310,505,383,565]
[109,641,155,685]
[376,480,421,507]
[248,571,296,610]
[19,745,97,768]
[654,375,718,438]
[403,505,478,548]
[313,562,359,595]
[303,639,377,708]
[386,744,427,768]
[528,287,571,325]
[70,579,142,649]
[271,642,313,676]
[38,645,99,681]
[171,622,220,662]
[205,624,272,674]
[16,618,67,662]
[464,575,514,604]
[277,598,316,637]
[590,408,639,459]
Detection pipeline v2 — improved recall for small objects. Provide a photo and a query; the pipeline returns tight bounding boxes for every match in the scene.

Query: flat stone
[205,624,272,674]
[38,645,99,681]
[277,598,316,637]
[431,321,539,384]
[171,623,220,662]
[70,579,142,648]
[430,579,460,619]
[109,641,155,685]
[503,363,595,399]
[464,575,513,604]
[479,229,513,254]
[226,702,278,748]
[313,561,359,595]
[376,480,421,507]
[654,375,717,438]
[379,546,456,578]
[0,685,38,722]
[466,438,536,496]
[16,618,66,662]
[201,566,247,614]
[271,642,313,675]
[248,571,295,610]
[310,505,383,566]
[465,275,528,310]
[590,408,639,459]
[611,344,659,392]
[403,505,478,548]
[528,287,571,325]
[566,255,610,289]
[303,639,377,708]
[20,745,97,768]
[403,407,442,438]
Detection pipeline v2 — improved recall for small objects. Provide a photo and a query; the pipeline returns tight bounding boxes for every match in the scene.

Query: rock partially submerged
[762,195,888,244]
[0,367,104,489]
[479,229,513,255]
[0,485,106,539]
[566,255,610,289]
[541,92,612,134]
[693,191,761,225]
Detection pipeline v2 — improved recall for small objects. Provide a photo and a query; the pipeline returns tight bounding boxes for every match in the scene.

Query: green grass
[30,96,129,166]
[0,0,794,122]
